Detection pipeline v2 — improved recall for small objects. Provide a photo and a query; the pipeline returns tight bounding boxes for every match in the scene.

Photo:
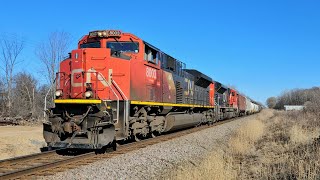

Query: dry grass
[170,109,320,180]
[174,149,237,180]
[228,118,265,156]
[289,125,319,145]
[170,110,272,180]
[0,125,45,160]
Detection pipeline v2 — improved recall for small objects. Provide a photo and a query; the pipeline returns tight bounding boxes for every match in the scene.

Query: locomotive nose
[68,48,111,99]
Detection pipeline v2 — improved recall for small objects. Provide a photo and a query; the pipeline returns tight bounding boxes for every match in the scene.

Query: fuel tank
[163,113,203,132]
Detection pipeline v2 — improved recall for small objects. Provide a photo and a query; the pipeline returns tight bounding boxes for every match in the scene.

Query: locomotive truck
[43,30,261,150]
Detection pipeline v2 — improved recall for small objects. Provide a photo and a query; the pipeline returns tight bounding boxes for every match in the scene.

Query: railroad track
[0,118,235,179]
[0,122,19,126]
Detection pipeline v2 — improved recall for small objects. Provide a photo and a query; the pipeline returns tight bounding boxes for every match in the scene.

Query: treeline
[266,87,320,110]
[0,72,52,119]
[0,31,70,122]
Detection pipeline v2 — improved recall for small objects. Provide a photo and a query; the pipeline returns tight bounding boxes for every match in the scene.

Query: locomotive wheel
[153,131,162,136]
[149,132,156,138]
[112,140,117,151]
[134,135,141,142]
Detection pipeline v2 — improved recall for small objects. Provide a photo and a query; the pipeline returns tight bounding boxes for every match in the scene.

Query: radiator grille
[176,81,183,104]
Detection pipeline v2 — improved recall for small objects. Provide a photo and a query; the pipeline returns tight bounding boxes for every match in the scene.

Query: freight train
[43,30,261,151]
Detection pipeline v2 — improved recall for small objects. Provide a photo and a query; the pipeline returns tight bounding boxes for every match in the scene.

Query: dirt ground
[0,125,45,160]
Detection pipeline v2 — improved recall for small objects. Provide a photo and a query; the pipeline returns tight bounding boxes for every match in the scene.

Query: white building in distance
[284,105,305,111]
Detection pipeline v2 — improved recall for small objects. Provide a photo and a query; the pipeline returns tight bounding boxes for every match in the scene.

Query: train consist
[43,30,261,150]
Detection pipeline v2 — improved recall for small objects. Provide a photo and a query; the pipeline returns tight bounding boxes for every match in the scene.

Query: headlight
[97,32,103,37]
[55,90,63,97]
[84,91,93,98]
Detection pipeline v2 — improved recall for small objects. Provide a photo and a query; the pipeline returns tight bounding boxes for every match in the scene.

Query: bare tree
[35,31,71,109]
[0,36,24,116]
[0,77,6,116]
[35,84,52,117]
[13,72,37,118]
[266,97,277,109]
[36,31,71,85]
[273,88,320,110]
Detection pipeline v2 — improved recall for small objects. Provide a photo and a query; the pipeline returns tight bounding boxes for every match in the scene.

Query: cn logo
[146,67,157,79]
[184,78,194,96]
[71,68,109,87]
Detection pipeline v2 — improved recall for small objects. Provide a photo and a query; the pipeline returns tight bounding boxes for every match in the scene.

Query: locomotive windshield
[107,42,139,53]
[80,42,101,48]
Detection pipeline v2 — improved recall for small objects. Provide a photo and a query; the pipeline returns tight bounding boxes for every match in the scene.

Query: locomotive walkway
[0,118,236,179]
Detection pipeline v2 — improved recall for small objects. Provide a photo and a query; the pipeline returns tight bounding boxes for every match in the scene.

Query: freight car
[245,97,259,115]
[43,30,261,151]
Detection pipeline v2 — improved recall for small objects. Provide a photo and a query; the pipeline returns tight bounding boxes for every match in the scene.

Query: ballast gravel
[47,114,262,180]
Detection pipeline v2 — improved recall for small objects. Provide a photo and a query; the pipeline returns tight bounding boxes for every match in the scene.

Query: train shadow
[55,148,93,156]
[40,146,116,156]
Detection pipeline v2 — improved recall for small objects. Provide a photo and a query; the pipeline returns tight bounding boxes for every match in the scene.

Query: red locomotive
[43,30,261,150]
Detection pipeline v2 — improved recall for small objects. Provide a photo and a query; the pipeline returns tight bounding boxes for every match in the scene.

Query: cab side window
[167,56,176,71]
[144,45,159,64]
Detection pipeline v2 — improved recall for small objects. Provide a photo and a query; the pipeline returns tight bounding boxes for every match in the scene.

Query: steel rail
[0,117,241,179]
[0,149,58,167]
[0,152,96,180]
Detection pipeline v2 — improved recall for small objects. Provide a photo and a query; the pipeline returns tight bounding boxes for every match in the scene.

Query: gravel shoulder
[47,110,273,180]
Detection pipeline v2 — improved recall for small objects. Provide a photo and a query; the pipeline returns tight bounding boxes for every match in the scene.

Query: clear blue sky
[1,0,319,104]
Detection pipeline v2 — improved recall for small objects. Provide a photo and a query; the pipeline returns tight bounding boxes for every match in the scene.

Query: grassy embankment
[171,109,320,179]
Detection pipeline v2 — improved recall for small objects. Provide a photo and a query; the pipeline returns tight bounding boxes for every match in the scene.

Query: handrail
[45,71,123,125]
[112,79,129,135]
[44,72,66,119]
[95,72,120,124]
[112,80,128,100]
[44,79,56,118]
[98,72,129,136]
